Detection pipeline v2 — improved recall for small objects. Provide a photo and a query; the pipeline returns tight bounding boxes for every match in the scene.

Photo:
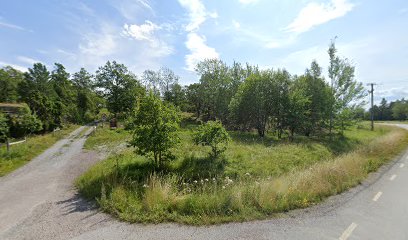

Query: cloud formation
[178,0,219,71]
[123,21,160,41]
[285,0,354,33]
[185,33,219,71]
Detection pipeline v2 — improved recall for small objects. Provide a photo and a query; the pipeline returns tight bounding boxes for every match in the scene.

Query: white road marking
[339,222,358,240]
[400,163,405,168]
[373,191,383,202]
[390,174,397,181]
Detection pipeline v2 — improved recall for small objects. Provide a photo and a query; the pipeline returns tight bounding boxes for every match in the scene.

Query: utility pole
[367,83,376,131]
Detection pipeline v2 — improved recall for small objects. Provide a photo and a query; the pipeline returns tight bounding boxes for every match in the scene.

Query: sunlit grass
[76,123,408,224]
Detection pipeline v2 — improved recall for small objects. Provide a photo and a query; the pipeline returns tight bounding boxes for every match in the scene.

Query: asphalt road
[0,124,407,240]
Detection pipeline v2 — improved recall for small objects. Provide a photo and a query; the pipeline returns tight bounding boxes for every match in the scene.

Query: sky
[0,0,407,104]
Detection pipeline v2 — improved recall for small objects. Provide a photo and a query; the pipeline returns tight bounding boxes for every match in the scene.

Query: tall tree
[95,61,144,117]
[19,63,61,130]
[195,59,232,122]
[328,40,365,134]
[129,92,180,168]
[142,69,161,96]
[0,66,24,102]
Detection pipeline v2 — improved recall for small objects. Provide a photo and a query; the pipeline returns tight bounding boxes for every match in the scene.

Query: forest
[3,41,403,144]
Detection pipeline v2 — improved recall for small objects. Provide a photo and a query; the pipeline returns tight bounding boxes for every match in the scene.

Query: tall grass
[76,125,408,225]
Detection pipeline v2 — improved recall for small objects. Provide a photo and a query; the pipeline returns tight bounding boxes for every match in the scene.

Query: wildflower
[143,184,148,188]
[200,179,204,184]
[205,178,209,182]
[193,180,198,184]
[222,186,226,189]
[212,178,216,181]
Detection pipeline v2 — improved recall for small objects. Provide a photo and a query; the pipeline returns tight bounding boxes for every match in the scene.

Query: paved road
[1,124,407,239]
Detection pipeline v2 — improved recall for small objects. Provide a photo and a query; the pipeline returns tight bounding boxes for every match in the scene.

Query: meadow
[76,121,408,224]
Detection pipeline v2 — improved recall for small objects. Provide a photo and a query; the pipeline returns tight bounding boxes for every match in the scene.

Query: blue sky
[0,0,407,104]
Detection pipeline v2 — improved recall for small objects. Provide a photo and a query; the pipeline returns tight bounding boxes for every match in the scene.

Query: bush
[8,104,42,138]
[193,120,230,158]
[0,112,8,142]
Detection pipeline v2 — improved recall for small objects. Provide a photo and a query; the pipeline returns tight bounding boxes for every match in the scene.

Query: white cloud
[112,0,155,20]
[0,21,25,31]
[285,0,354,34]
[185,33,219,71]
[0,61,28,72]
[16,56,41,65]
[123,21,160,41]
[238,0,259,5]
[232,20,241,29]
[178,0,207,32]
[178,0,220,71]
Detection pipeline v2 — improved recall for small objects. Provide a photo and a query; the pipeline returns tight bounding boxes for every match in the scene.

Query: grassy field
[76,121,408,225]
[0,124,79,176]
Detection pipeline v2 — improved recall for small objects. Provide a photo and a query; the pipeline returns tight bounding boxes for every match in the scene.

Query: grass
[0,124,79,176]
[76,122,408,225]
[84,126,131,150]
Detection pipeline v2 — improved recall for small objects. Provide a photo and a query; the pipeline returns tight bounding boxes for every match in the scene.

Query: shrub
[193,120,230,158]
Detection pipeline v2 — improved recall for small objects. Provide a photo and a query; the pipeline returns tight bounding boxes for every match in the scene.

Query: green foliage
[193,120,230,158]
[328,40,366,133]
[8,104,42,138]
[392,99,408,121]
[77,123,407,225]
[95,61,145,117]
[0,112,8,142]
[0,66,24,102]
[129,92,180,168]
[195,59,233,121]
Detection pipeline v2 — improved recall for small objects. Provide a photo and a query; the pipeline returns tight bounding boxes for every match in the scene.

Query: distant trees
[95,61,144,117]
[0,66,24,102]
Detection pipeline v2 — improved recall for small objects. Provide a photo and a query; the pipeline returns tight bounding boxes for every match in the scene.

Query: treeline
[367,98,408,121]
[1,41,367,142]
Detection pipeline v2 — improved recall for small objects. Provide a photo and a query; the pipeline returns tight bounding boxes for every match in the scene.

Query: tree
[286,80,310,140]
[0,66,24,102]
[8,104,42,138]
[195,59,233,121]
[328,40,365,134]
[193,120,230,158]
[142,69,161,96]
[72,68,94,90]
[95,61,144,117]
[186,83,204,118]
[159,67,179,98]
[0,112,9,143]
[392,99,408,120]
[19,63,61,131]
[129,92,180,168]
[229,69,289,137]
[295,61,332,136]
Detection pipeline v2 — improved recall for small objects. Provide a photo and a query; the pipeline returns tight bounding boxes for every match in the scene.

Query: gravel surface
[1,124,407,240]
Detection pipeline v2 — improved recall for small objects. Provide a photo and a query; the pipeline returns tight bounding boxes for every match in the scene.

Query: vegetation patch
[76,124,407,225]
[0,124,79,176]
